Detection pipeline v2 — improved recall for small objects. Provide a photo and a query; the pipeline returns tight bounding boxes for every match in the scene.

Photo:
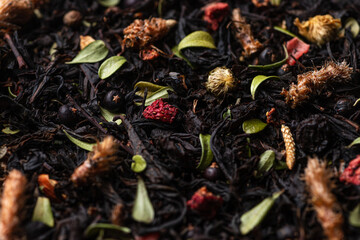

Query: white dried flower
[205,66,235,96]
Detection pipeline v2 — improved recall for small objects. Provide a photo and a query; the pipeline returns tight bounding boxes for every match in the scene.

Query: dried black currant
[258,47,277,65]
[58,105,78,126]
[102,90,124,112]
[203,165,221,181]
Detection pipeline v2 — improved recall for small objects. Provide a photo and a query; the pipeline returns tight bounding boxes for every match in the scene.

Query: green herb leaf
[132,177,155,224]
[248,45,288,70]
[63,130,96,151]
[8,86,17,98]
[99,106,122,125]
[85,223,131,239]
[349,204,360,228]
[240,191,283,235]
[131,155,147,173]
[345,18,360,38]
[273,26,298,38]
[270,0,282,6]
[347,137,360,148]
[134,82,174,106]
[66,40,108,64]
[251,75,279,100]
[354,98,360,106]
[222,108,232,120]
[242,119,267,134]
[32,197,54,227]
[98,56,127,79]
[2,127,20,134]
[258,150,275,173]
[172,45,194,68]
[178,31,216,52]
[196,134,214,170]
[97,0,120,7]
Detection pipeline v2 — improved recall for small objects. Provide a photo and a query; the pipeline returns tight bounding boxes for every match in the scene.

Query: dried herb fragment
[205,66,235,96]
[98,56,127,79]
[131,155,147,173]
[248,45,288,70]
[343,18,360,38]
[258,150,275,173]
[339,155,360,185]
[66,40,109,64]
[281,125,295,170]
[63,130,96,151]
[202,2,229,31]
[197,134,213,170]
[31,197,54,227]
[250,75,279,100]
[347,137,360,148]
[142,99,178,124]
[132,177,155,224]
[84,223,131,239]
[187,186,223,219]
[100,106,122,125]
[178,31,217,51]
[242,119,267,134]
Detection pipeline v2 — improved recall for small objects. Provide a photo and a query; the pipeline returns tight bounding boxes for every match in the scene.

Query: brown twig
[4,33,27,69]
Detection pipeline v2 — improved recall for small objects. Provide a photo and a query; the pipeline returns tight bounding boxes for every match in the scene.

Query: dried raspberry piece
[142,99,178,124]
[203,2,229,31]
[187,186,223,219]
[140,48,160,61]
[340,155,360,185]
[286,37,310,66]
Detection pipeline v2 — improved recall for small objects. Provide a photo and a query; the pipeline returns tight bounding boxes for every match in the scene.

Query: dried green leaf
[270,0,282,6]
[222,108,232,120]
[84,223,131,239]
[273,26,298,38]
[99,106,122,125]
[2,127,19,134]
[134,82,174,106]
[251,75,279,100]
[240,191,283,235]
[132,177,155,224]
[353,98,360,106]
[242,119,267,134]
[178,31,216,52]
[349,204,360,228]
[98,56,127,79]
[131,155,147,173]
[66,40,108,64]
[196,134,213,170]
[172,45,194,68]
[248,45,288,70]
[32,197,54,227]
[97,0,120,7]
[258,150,275,173]
[63,130,96,151]
[347,137,360,148]
[8,86,17,98]
[345,18,360,38]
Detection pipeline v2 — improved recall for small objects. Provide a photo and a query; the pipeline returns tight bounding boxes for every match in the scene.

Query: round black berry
[258,47,276,65]
[203,166,220,181]
[102,90,124,112]
[334,98,353,115]
[58,105,78,126]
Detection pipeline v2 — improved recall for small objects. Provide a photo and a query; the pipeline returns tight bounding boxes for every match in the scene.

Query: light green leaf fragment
[66,40,108,64]
[347,137,360,148]
[196,134,213,170]
[273,26,298,38]
[98,0,120,7]
[84,223,131,239]
[131,155,147,173]
[270,0,282,6]
[8,86,17,98]
[132,177,155,224]
[258,150,275,173]
[240,191,283,235]
[178,31,216,52]
[63,130,96,151]
[242,119,267,134]
[98,56,127,79]
[248,44,288,70]
[99,106,122,125]
[353,98,360,106]
[134,82,174,106]
[2,127,20,135]
[32,197,54,227]
[349,204,360,228]
[251,75,280,100]
[222,108,232,120]
[345,18,360,38]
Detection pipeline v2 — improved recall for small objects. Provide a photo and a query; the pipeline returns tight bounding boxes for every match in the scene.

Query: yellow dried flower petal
[281,125,295,170]
[205,66,235,96]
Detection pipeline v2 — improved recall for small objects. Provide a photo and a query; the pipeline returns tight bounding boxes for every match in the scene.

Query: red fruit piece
[286,37,310,66]
[203,2,229,31]
[143,99,178,124]
[187,186,223,219]
[141,48,160,61]
[340,155,360,185]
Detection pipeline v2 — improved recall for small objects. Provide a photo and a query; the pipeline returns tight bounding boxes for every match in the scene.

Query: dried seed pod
[281,61,352,108]
[63,10,83,28]
[71,136,119,185]
[0,170,27,240]
[0,0,45,26]
[304,157,344,240]
[231,8,263,57]
[281,125,295,170]
[205,66,235,96]
[294,15,341,46]
[123,18,177,49]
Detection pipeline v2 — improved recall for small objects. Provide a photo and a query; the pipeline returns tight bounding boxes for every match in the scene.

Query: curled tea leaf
[131,155,147,173]
[258,150,275,173]
[63,130,96,151]
[196,134,214,170]
[32,197,54,227]
[248,45,288,70]
[178,31,216,52]
[251,75,279,100]
[98,56,127,79]
[242,119,267,134]
[132,177,155,224]
[66,40,108,64]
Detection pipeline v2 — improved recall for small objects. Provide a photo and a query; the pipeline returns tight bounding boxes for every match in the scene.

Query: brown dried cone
[281,125,295,170]
[0,0,45,26]
[0,170,27,240]
[304,157,344,240]
[281,61,352,108]
[123,18,177,49]
[231,8,263,57]
[71,136,119,185]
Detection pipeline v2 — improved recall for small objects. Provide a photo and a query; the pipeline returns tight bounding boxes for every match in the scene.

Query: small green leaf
[2,127,20,134]
[99,106,122,125]
[240,191,283,235]
[172,45,194,68]
[345,18,360,38]
[273,26,298,38]
[32,197,54,227]
[131,155,147,173]
[134,82,174,106]
[270,0,282,6]
[347,137,360,148]
[349,204,360,228]
[63,130,96,151]
[353,98,360,106]
[97,0,120,7]
[66,40,108,64]
[85,223,131,239]
[132,177,155,224]
[258,150,275,173]
[251,75,279,100]
[196,134,213,170]
[178,31,216,52]
[222,108,232,120]
[248,45,288,70]
[8,86,17,98]
[98,56,127,79]
[242,119,267,134]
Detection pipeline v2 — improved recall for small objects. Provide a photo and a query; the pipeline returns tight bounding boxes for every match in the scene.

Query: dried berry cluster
[143,99,178,124]
[187,186,223,219]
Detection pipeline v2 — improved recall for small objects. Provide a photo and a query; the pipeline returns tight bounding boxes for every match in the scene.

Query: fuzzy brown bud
[63,10,83,27]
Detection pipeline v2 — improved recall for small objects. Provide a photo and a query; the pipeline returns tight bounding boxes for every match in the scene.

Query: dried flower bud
[63,10,83,27]
[339,155,360,185]
[202,2,229,31]
[123,18,177,49]
[71,136,119,185]
[187,186,223,219]
[294,15,341,46]
[304,157,344,240]
[0,170,27,240]
[80,35,95,50]
[281,125,295,170]
[205,66,235,96]
[281,61,352,108]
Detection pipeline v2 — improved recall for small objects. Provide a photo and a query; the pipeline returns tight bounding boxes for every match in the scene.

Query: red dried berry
[340,155,360,185]
[141,48,160,61]
[142,99,178,124]
[286,37,310,66]
[203,2,229,31]
[187,186,223,219]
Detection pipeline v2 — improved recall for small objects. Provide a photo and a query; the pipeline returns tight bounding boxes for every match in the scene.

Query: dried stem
[4,33,27,69]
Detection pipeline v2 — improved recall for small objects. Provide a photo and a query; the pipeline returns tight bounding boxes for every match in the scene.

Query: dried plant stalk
[71,136,119,185]
[304,157,344,240]
[0,169,27,240]
[231,8,263,57]
[281,125,295,170]
[281,61,352,108]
